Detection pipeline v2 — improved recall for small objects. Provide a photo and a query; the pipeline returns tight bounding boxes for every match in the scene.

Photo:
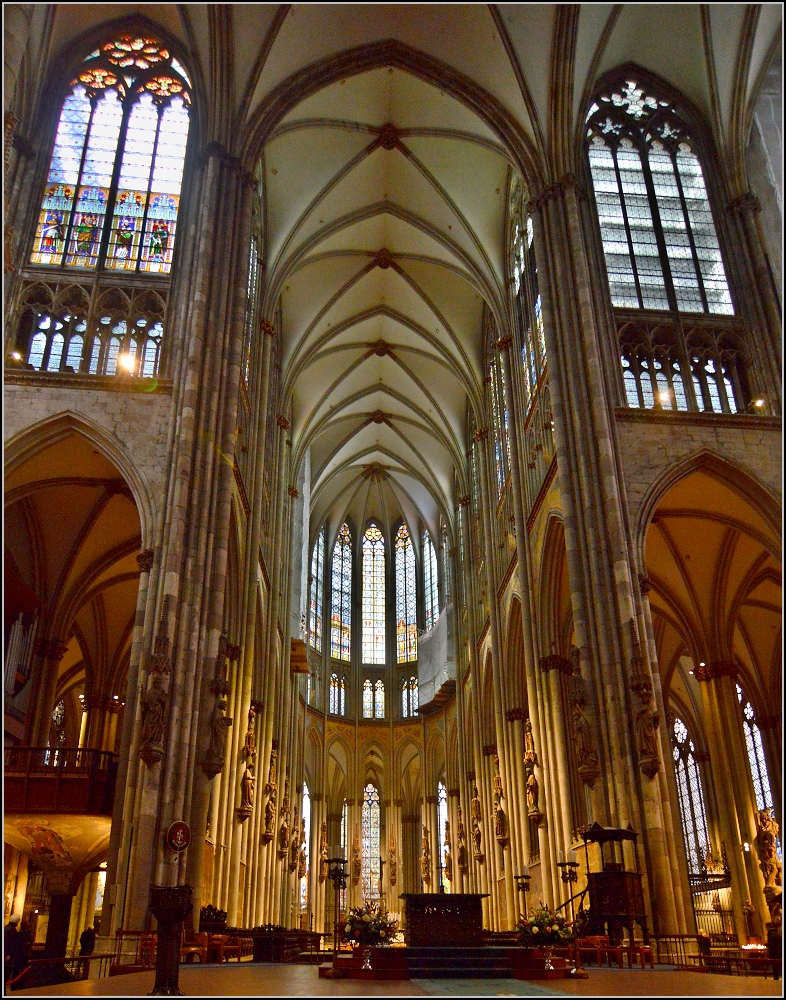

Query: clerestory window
[395,523,417,663]
[670,716,710,873]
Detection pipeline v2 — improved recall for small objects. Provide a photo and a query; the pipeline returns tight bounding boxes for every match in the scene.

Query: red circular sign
[166,821,191,852]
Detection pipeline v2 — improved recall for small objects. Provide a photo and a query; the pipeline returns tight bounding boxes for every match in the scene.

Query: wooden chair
[180,931,208,964]
[620,942,654,968]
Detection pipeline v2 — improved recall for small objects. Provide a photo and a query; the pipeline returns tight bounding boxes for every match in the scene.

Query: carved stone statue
[389,835,397,887]
[756,808,782,901]
[471,818,483,858]
[630,620,661,778]
[524,718,537,769]
[494,801,508,845]
[237,762,255,821]
[266,750,278,796]
[241,705,256,761]
[457,807,466,845]
[444,847,453,883]
[201,697,233,778]
[570,669,601,786]
[298,827,307,880]
[319,822,329,883]
[289,819,300,872]
[526,770,539,814]
[471,786,482,824]
[278,808,290,859]
[139,674,167,767]
[493,756,503,800]
[263,794,276,842]
[421,824,431,883]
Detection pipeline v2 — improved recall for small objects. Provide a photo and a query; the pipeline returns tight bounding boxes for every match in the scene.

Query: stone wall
[615,409,782,538]
[4,377,174,540]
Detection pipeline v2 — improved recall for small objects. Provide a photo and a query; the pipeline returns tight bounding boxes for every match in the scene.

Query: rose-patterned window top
[30,34,191,275]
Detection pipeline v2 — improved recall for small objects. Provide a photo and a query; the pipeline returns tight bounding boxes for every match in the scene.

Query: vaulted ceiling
[17,4,781,541]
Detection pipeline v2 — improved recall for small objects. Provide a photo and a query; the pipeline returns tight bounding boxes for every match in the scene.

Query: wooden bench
[180,931,208,964]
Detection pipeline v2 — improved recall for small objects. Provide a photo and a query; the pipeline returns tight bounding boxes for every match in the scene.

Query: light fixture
[11,351,22,361]
[113,695,118,700]
[659,390,670,402]
[754,399,765,408]
[689,670,694,675]
[699,662,706,667]
[743,842,750,852]
[118,352,135,372]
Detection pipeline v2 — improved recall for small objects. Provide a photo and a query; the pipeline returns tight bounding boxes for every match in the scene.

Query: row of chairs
[180,931,254,964]
[576,935,654,969]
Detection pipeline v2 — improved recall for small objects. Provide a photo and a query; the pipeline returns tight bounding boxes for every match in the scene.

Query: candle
[569,849,577,864]
[558,850,565,864]
[522,864,529,877]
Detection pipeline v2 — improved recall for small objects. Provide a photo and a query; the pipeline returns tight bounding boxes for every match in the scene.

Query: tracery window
[586,78,732,315]
[329,672,346,716]
[511,206,547,412]
[362,524,386,664]
[395,523,417,663]
[401,675,418,718]
[31,36,191,274]
[309,528,324,650]
[362,678,384,719]
[441,524,451,606]
[330,524,352,661]
[670,716,710,872]
[436,781,449,889]
[361,783,381,901]
[300,783,310,911]
[737,687,778,851]
[488,356,510,493]
[423,529,440,630]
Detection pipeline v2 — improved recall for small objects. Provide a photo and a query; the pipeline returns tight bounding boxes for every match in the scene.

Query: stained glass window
[437,781,449,889]
[586,79,732,315]
[375,679,385,719]
[423,530,439,630]
[441,525,451,607]
[31,35,190,273]
[243,235,260,383]
[331,524,352,661]
[329,673,346,716]
[737,688,778,857]
[361,783,381,901]
[300,783,310,911]
[489,357,511,494]
[402,675,419,718]
[363,679,373,719]
[395,523,417,663]
[340,799,348,910]
[362,524,386,664]
[510,207,546,414]
[670,717,710,872]
[309,528,324,650]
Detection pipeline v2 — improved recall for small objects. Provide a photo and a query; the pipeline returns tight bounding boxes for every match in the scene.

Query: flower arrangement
[341,903,398,946]
[518,905,575,947]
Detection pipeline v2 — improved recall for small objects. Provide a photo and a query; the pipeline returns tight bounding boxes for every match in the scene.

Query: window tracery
[362,524,386,664]
[309,527,324,651]
[737,686,776,830]
[329,672,346,716]
[31,35,190,275]
[670,716,710,873]
[401,675,418,718]
[395,523,417,663]
[361,783,381,901]
[331,524,352,661]
[436,780,448,888]
[423,530,439,630]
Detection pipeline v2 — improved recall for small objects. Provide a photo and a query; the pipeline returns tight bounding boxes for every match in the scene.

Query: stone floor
[14,963,783,998]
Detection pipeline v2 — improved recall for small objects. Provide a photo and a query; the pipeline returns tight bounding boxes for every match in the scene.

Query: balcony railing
[4,747,118,815]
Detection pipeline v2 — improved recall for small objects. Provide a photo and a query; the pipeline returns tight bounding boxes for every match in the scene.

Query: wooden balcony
[4,747,118,816]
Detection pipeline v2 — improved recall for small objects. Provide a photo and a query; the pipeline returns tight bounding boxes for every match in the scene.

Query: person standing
[79,926,96,956]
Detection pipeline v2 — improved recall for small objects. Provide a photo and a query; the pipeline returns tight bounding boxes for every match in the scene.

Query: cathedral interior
[3,1,782,979]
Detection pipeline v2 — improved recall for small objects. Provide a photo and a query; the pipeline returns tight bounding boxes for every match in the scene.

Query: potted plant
[518,906,575,967]
[341,904,398,969]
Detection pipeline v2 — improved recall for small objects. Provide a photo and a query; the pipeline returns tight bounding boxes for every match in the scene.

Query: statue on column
[443,819,453,883]
[756,808,783,923]
[629,620,661,778]
[493,756,503,801]
[319,822,329,883]
[389,835,397,887]
[241,705,257,761]
[298,826,307,880]
[278,782,290,859]
[523,719,543,822]
[263,793,276,843]
[200,697,233,779]
[569,661,601,787]
[457,807,468,874]
[139,674,167,767]
[237,762,255,822]
[289,817,300,873]
[421,825,431,884]
[494,800,508,847]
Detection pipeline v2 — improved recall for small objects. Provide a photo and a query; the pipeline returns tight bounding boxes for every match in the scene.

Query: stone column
[29,638,69,746]
[532,179,679,932]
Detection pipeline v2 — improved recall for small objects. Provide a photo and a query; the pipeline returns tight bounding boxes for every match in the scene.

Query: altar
[400,894,488,947]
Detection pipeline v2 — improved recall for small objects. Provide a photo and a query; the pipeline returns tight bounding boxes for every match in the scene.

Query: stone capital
[37,638,69,661]
[495,334,513,352]
[288,485,299,499]
[473,427,489,442]
[482,743,497,756]
[457,495,471,507]
[695,661,738,683]
[539,654,573,675]
[136,548,155,573]
[276,414,290,431]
